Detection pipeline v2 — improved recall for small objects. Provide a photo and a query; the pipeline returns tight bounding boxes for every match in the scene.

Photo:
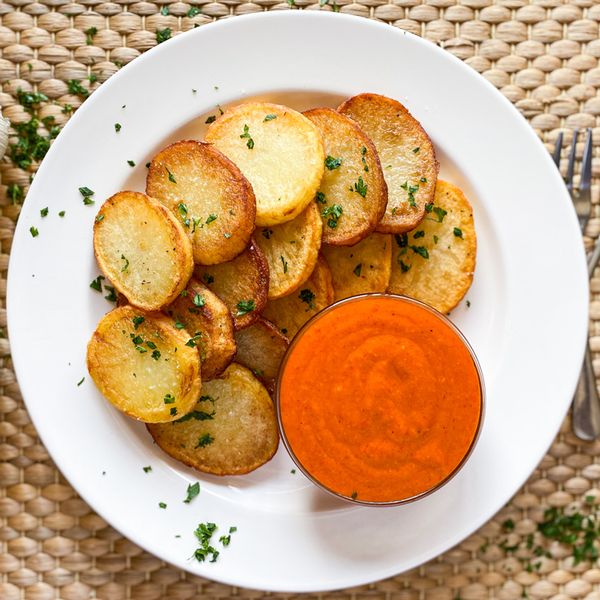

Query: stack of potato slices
[87,93,477,476]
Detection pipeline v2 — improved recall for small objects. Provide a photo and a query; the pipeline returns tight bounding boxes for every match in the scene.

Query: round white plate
[7,12,588,593]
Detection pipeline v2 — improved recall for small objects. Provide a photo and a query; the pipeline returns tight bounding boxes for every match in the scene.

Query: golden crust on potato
[254,202,322,299]
[388,180,476,313]
[165,278,236,380]
[303,108,387,246]
[205,102,325,227]
[146,140,256,265]
[262,256,334,339]
[338,93,438,234]
[93,191,193,311]
[87,305,201,423]
[147,363,279,475]
[322,233,392,301]
[195,239,269,330]
[234,317,288,392]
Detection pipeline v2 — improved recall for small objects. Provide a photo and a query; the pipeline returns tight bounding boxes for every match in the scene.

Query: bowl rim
[274,292,487,507]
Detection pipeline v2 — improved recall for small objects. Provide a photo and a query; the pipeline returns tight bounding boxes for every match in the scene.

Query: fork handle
[572,344,600,440]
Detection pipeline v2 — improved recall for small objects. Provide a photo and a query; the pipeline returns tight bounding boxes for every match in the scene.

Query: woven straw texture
[1,1,600,598]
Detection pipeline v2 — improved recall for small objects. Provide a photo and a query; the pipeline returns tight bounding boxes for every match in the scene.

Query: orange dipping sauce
[277,295,483,504]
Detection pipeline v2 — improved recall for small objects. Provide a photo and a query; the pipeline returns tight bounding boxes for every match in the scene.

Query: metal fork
[554,129,599,440]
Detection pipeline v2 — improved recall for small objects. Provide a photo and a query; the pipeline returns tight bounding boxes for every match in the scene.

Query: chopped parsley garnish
[400,181,419,208]
[240,124,254,149]
[196,433,214,448]
[67,79,89,98]
[163,394,175,404]
[433,235,439,244]
[132,316,145,329]
[193,293,205,307]
[193,522,219,563]
[420,177,428,183]
[425,203,433,213]
[95,214,104,223]
[263,114,277,121]
[361,146,369,172]
[454,227,463,238]
[77,377,85,386]
[399,259,411,273]
[206,214,217,225]
[127,159,135,167]
[114,123,121,132]
[412,147,420,154]
[353,263,362,277]
[184,482,200,503]
[224,232,231,239]
[262,228,273,239]
[299,288,315,310]
[175,410,215,423]
[280,255,288,273]
[158,502,167,509]
[170,407,177,416]
[59,211,66,217]
[202,273,214,284]
[432,206,447,223]
[185,332,202,348]
[160,5,169,15]
[104,286,117,302]
[466,300,471,308]
[205,115,216,124]
[351,491,358,500]
[325,155,342,170]
[174,320,185,330]
[79,186,95,204]
[413,230,424,239]
[352,176,368,198]
[40,207,48,217]
[187,6,201,16]
[395,233,408,248]
[151,349,161,360]
[236,299,255,316]
[315,191,326,204]
[411,246,429,259]
[120,254,129,272]
[167,167,177,184]
[90,275,105,291]
[146,162,151,168]
[322,204,343,229]
[143,466,152,473]
[156,28,172,44]
[85,26,97,45]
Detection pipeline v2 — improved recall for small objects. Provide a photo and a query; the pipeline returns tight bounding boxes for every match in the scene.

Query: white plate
[7,12,588,593]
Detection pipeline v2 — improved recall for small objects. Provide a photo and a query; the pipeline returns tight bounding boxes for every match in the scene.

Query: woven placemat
[1,1,600,599]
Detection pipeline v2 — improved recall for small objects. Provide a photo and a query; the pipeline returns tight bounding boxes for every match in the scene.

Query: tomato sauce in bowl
[276,294,484,505]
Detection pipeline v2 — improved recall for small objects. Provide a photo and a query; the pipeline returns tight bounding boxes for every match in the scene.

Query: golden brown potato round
[93,191,193,311]
[303,108,387,246]
[388,180,476,313]
[195,239,269,330]
[87,306,201,423]
[234,317,289,392]
[147,363,279,475]
[254,202,322,299]
[338,93,438,234]
[165,279,236,380]
[205,102,325,226]
[146,141,256,265]
[321,233,392,301]
[262,256,334,339]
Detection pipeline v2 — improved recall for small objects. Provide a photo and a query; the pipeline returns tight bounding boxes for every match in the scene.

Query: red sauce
[278,295,482,503]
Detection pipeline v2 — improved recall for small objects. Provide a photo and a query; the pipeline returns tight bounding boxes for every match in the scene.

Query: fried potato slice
[194,239,268,330]
[303,108,387,245]
[87,305,201,423]
[147,363,278,475]
[254,202,322,299]
[146,140,256,265]
[388,180,476,313]
[322,233,392,301]
[234,317,288,393]
[93,191,193,311]
[205,102,325,226]
[262,256,334,339]
[165,279,236,380]
[338,93,438,234]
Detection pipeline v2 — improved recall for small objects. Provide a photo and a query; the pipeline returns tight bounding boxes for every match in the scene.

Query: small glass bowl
[275,293,486,507]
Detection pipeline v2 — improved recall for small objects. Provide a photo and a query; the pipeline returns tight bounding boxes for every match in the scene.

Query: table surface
[1,1,600,599]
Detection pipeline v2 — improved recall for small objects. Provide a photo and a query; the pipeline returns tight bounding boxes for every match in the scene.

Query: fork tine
[580,128,593,192]
[553,131,563,168]
[566,128,579,193]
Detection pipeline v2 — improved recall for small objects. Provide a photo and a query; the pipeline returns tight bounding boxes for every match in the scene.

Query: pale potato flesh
[147,363,279,475]
[205,102,325,226]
